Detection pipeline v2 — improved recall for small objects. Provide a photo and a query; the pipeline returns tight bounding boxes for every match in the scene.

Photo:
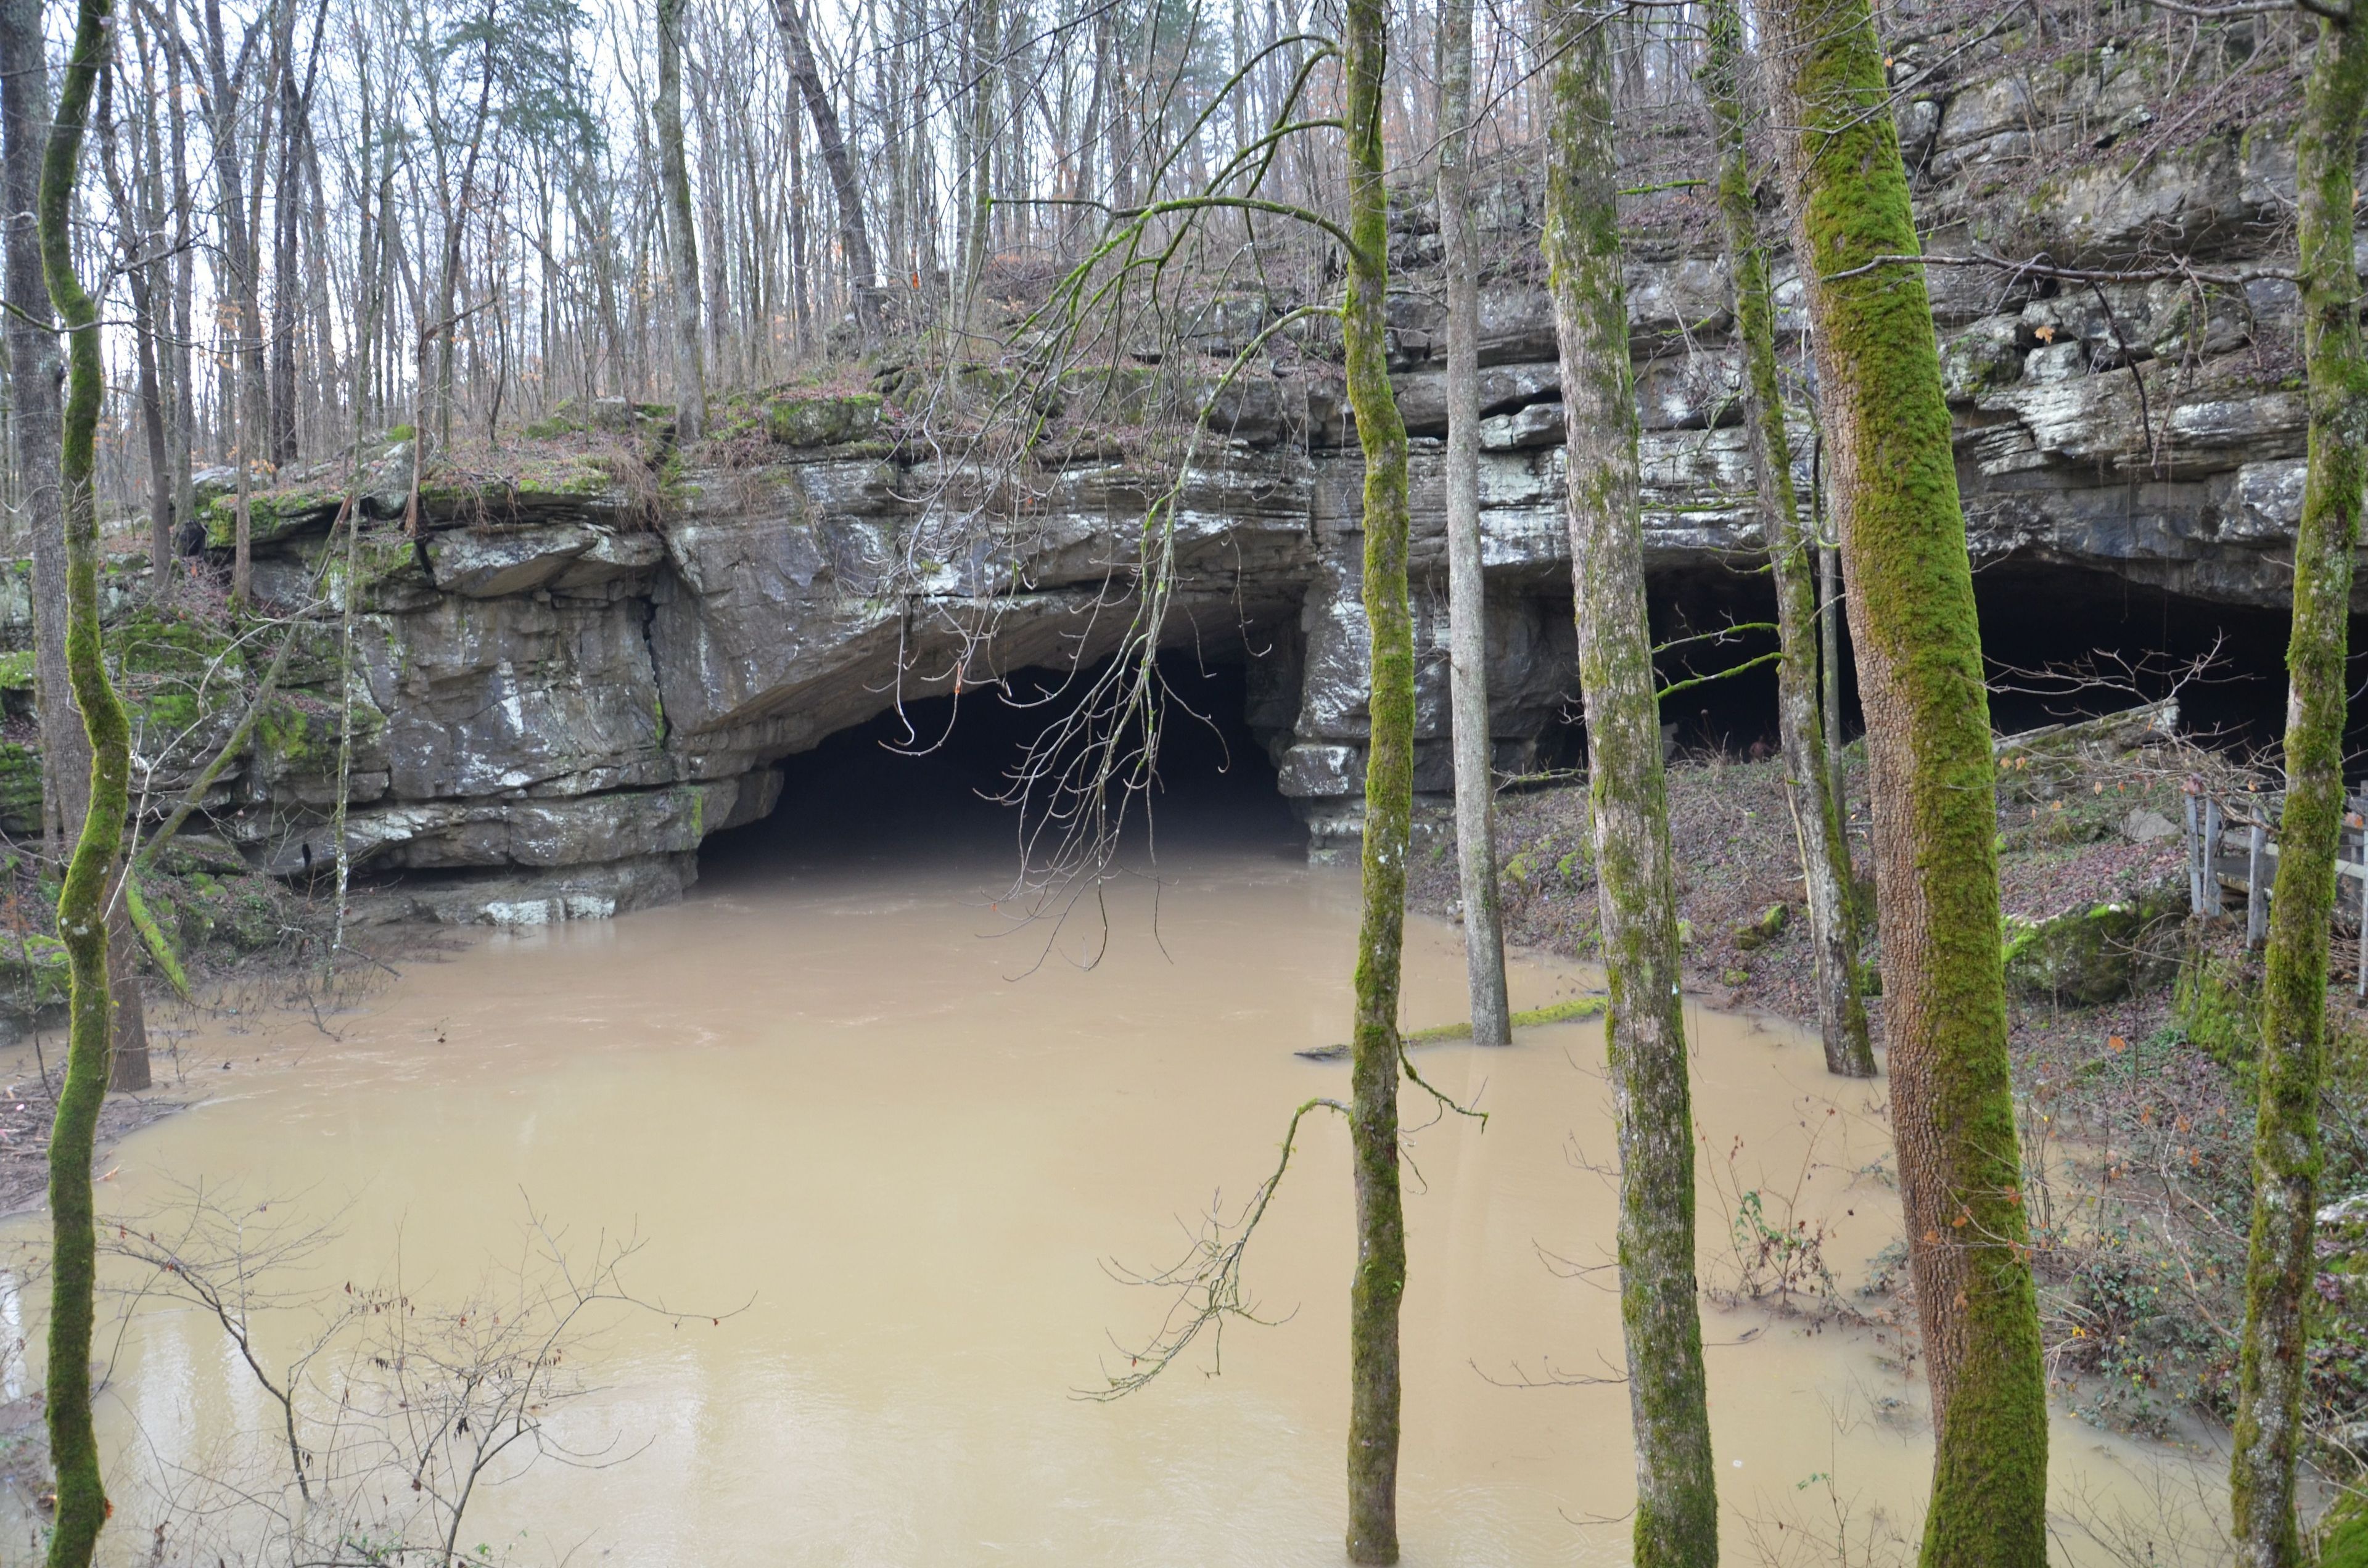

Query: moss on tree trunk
[1703,0,1871,1080]
[1760,2,2047,1562]
[1342,0,1410,1553]
[38,0,127,1555]
[2230,14,2368,1567]
[1541,6,1717,1564]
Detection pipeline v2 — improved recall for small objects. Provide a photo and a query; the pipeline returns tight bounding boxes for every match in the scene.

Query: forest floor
[1405,729,2368,1450]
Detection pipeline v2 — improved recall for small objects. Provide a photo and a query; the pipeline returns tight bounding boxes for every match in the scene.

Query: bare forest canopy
[0,0,2332,543]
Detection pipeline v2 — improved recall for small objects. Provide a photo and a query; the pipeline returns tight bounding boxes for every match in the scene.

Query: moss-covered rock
[416,454,617,518]
[2002,888,2182,1005]
[200,483,344,548]
[2175,942,2259,1068]
[1733,901,1788,950]
[0,932,69,1011]
[112,608,247,746]
[0,742,41,838]
[2321,1501,2368,1568]
[766,392,884,448]
[155,871,285,954]
[1941,316,2026,402]
[520,397,669,439]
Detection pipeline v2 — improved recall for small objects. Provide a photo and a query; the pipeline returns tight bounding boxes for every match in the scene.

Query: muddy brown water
[0,833,2221,1565]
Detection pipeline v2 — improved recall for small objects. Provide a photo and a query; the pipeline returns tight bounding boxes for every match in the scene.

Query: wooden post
[2356,825,2367,998]
[2187,791,2204,915]
[2205,797,2225,918]
[2247,820,2268,950]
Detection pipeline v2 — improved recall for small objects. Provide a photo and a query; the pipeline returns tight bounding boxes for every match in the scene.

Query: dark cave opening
[704,556,2355,887]
[697,649,1301,883]
[1963,560,2359,761]
[1526,558,2350,772]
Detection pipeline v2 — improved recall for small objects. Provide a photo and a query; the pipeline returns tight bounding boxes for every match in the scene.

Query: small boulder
[768,393,884,448]
[2002,888,2182,1006]
[1733,902,1789,951]
[0,932,70,1011]
[2122,808,2178,844]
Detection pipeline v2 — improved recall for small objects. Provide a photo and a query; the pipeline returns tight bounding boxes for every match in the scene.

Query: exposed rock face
[76,23,2345,920]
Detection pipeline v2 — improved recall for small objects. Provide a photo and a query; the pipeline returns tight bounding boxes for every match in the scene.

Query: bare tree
[657,0,705,438]
[1434,0,1510,1048]
[771,0,882,336]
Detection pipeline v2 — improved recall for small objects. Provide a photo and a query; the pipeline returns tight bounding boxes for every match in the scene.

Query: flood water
[0,707,2224,1566]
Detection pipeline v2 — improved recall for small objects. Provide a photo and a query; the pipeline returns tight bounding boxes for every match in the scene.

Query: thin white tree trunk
[1436,0,1508,1046]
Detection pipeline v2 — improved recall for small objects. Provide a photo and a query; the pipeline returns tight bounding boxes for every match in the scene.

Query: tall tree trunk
[1342,0,1409,1552]
[199,0,268,466]
[1702,0,1870,1079]
[656,0,704,438]
[430,1,496,458]
[771,0,880,335]
[40,0,131,1556]
[960,0,998,341]
[1435,0,1508,1047]
[1821,536,1844,811]
[787,102,812,354]
[1541,6,1717,1564]
[231,351,252,605]
[269,39,302,464]
[162,0,195,548]
[15,3,150,1099]
[1,0,76,868]
[95,56,173,598]
[2230,13,2368,1566]
[1760,2,2047,1562]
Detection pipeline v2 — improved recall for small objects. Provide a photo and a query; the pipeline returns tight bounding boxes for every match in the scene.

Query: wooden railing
[2185,787,2368,993]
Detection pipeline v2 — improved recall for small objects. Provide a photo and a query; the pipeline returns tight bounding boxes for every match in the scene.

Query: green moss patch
[2174,942,2259,1069]
[1297,995,1608,1059]
[765,392,885,448]
[0,932,68,1011]
[200,483,343,548]
[2002,889,2182,1006]
[0,742,40,838]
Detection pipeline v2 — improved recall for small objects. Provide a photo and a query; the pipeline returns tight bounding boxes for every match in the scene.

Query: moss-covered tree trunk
[1436,0,1510,1048]
[4,0,148,1097]
[1540,6,1717,1563]
[39,0,128,1554]
[1702,0,1871,1080]
[2230,14,2368,1566]
[1342,0,1410,1553]
[1759,2,2047,1563]
[656,0,705,441]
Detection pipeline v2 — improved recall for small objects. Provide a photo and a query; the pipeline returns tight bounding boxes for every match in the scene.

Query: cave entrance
[696,649,1301,885]
[1530,558,2330,773]
[1967,560,2365,763]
